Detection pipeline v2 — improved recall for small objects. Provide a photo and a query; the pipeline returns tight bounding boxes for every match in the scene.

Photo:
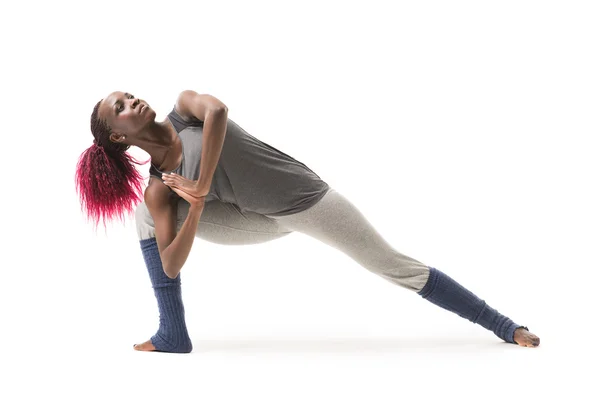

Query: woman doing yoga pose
[75,90,540,353]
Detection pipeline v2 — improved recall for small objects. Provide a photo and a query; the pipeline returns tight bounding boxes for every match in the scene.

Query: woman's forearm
[162,206,203,279]
[195,107,228,195]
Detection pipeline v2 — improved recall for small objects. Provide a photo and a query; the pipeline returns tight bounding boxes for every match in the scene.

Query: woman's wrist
[193,181,211,198]
[189,200,206,214]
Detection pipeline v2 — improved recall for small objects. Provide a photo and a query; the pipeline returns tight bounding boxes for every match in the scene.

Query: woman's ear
[109,132,126,144]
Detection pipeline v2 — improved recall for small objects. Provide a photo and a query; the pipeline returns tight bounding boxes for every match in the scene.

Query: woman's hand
[162,173,210,198]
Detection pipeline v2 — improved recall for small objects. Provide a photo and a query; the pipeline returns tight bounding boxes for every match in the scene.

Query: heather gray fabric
[136,198,293,246]
[270,188,431,292]
[148,107,330,216]
[135,188,530,347]
[135,187,430,292]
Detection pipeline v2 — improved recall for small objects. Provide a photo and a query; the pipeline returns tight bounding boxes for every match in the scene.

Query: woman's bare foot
[513,327,540,347]
[133,339,156,351]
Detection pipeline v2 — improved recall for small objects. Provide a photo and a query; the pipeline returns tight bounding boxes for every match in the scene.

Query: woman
[75,90,540,353]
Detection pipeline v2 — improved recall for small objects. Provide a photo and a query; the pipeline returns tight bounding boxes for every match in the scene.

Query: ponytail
[75,100,150,232]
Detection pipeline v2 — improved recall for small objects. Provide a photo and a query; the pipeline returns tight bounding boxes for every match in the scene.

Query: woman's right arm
[145,180,205,279]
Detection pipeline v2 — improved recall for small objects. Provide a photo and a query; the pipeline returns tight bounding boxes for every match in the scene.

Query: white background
[1,0,598,398]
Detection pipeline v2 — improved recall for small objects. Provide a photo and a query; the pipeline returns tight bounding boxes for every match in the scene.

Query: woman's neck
[137,118,181,171]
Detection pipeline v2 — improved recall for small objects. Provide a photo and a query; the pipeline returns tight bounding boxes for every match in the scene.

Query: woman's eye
[117,94,133,113]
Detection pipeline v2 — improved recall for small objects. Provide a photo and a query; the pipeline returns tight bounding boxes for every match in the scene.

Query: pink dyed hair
[75,99,150,232]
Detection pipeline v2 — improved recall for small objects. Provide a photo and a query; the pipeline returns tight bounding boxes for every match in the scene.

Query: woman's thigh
[136,199,293,245]
[270,188,430,291]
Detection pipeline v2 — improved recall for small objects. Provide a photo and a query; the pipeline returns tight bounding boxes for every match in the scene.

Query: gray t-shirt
[148,107,330,216]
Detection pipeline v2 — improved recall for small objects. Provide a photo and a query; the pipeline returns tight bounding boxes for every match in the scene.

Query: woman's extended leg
[134,199,293,353]
[270,188,539,347]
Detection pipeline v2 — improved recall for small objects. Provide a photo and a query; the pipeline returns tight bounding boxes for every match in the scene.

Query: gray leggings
[135,187,431,292]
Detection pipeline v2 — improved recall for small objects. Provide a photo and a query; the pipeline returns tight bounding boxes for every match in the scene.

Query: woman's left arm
[175,90,228,197]
[195,107,228,196]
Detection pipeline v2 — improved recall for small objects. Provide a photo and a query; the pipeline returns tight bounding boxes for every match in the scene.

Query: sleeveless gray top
[148,107,330,216]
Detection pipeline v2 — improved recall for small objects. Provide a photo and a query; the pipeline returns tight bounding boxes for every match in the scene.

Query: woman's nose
[130,97,140,108]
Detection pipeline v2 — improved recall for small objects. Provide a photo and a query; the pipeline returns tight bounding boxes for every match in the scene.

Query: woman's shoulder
[145,177,179,208]
[173,90,227,124]
[173,91,207,124]
[168,104,204,130]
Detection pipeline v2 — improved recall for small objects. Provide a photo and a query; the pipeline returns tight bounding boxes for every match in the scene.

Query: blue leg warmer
[418,267,528,344]
[139,237,193,353]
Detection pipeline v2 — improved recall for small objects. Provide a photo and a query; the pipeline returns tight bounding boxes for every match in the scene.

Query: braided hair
[75,99,150,232]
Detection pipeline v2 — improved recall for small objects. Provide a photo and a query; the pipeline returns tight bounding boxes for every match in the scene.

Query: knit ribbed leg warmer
[417,267,528,344]
[140,237,193,353]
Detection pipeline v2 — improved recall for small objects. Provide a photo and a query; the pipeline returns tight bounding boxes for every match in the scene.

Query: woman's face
[98,91,155,143]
